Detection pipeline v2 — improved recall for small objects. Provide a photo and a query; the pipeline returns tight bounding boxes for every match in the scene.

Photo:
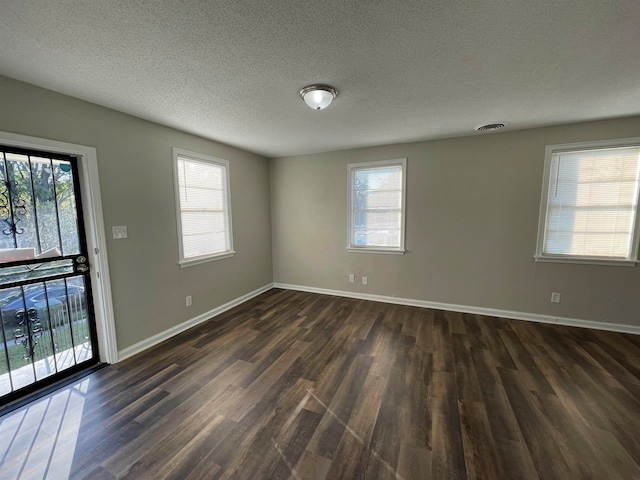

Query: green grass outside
[0,319,89,375]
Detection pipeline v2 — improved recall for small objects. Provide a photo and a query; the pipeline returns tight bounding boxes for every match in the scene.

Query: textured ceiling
[1,1,639,158]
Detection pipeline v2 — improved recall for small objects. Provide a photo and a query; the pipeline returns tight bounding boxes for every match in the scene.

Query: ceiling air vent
[475,122,506,132]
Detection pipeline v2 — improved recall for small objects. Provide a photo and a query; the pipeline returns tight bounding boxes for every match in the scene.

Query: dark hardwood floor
[1,288,639,479]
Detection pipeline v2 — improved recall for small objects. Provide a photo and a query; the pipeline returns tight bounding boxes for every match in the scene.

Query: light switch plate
[112,226,128,239]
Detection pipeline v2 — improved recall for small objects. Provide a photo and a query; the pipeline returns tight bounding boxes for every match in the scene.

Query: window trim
[172,148,235,268]
[347,158,407,254]
[534,138,640,266]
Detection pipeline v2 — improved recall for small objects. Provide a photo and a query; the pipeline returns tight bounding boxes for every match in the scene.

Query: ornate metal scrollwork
[0,179,28,236]
[13,308,43,360]
[0,180,12,234]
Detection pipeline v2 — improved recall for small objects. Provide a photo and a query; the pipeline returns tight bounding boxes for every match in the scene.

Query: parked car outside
[0,284,85,330]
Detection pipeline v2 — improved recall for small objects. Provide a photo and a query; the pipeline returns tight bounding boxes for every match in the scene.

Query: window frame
[172,148,235,268]
[535,138,640,266]
[347,158,407,254]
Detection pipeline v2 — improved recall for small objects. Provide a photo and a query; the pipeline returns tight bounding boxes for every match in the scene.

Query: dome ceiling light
[299,84,338,110]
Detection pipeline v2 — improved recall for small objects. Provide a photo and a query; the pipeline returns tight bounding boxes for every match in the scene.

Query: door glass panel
[0,286,20,394]
[53,159,81,256]
[0,286,36,390]
[32,156,62,254]
[0,282,91,385]
[1,152,39,252]
[66,276,91,362]
[44,279,78,372]
[28,282,57,381]
[0,145,98,405]
[0,153,81,262]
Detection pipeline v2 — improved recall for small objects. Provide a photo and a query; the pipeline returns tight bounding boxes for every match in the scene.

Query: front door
[0,145,99,406]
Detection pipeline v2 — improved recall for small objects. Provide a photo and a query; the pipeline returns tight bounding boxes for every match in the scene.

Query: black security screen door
[0,145,99,406]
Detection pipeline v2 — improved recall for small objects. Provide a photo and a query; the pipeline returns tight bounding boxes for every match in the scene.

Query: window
[535,139,640,265]
[348,159,407,253]
[173,148,234,266]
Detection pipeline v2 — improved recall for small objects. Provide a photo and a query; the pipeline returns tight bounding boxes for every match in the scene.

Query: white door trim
[0,130,118,363]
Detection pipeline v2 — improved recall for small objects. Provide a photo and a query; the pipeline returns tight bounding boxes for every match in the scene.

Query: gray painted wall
[1,72,638,351]
[0,75,273,350]
[271,117,640,327]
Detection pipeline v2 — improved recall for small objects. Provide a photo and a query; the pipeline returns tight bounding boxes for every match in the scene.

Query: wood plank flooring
[1,288,639,479]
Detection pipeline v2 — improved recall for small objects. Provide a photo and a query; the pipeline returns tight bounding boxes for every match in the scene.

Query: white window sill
[180,251,236,268]
[534,255,637,267]
[347,247,405,255]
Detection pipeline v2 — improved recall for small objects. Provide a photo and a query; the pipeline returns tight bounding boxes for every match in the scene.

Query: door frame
[0,130,117,364]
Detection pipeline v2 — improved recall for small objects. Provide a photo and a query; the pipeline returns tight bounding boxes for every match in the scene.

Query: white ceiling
[1,1,639,158]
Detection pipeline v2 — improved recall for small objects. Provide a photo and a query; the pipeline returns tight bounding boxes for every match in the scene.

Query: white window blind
[538,143,640,262]
[348,159,406,253]
[173,149,234,266]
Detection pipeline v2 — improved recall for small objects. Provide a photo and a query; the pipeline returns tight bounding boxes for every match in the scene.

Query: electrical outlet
[362,276,368,285]
[551,292,561,303]
[349,274,355,283]
[186,295,192,307]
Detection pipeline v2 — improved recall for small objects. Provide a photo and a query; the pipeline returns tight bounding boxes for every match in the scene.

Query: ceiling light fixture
[299,84,338,110]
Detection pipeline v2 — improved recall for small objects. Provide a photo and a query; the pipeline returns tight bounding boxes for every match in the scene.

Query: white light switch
[112,226,128,239]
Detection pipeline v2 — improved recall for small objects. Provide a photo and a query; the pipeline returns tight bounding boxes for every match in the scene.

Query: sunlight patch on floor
[0,376,90,479]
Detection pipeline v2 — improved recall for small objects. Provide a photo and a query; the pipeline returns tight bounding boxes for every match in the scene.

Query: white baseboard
[117,280,639,362]
[117,283,274,361]
[273,283,640,336]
